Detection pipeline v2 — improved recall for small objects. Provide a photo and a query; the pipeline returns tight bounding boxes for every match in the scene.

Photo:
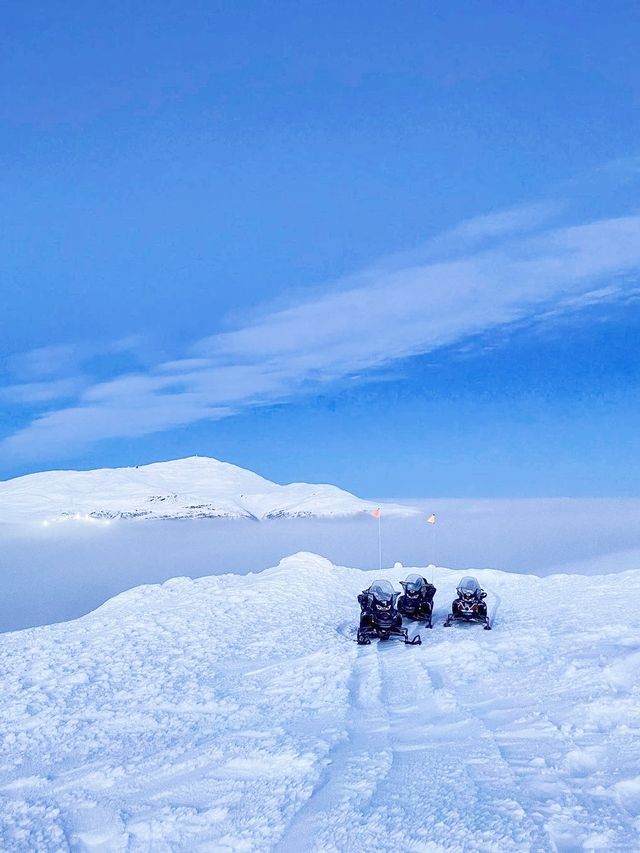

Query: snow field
[0,553,639,851]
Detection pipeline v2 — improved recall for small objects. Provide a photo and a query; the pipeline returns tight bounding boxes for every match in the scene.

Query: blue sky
[1,0,640,495]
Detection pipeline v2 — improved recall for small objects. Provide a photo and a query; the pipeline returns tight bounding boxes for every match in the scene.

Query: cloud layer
[3,204,640,463]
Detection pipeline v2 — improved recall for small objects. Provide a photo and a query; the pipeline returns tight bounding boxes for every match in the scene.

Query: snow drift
[0,456,415,524]
[1,553,639,850]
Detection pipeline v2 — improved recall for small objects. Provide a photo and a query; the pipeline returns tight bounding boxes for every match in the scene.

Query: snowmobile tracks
[278,643,547,852]
[276,648,391,852]
[366,651,547,852]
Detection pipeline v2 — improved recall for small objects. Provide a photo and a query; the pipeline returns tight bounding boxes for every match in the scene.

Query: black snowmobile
[397,573,436,628]
[444,576,491,629]
[357,580,421,645]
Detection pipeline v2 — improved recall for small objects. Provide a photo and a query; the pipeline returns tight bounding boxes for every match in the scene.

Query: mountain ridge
[0,455,416,523]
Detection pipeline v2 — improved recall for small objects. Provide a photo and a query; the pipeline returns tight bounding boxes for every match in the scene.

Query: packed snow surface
[1,553,639,851]
[0,456,414,523]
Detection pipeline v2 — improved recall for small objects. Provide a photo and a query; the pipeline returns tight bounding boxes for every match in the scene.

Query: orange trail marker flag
[371,508,382,568]
[427,513,436,583]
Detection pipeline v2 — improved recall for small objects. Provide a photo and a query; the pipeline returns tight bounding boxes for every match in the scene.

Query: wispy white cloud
[5,336,148,384]
[0,378,83,405]
[7,344,79,381]
[2,205,640,463]
[420,200,564,258]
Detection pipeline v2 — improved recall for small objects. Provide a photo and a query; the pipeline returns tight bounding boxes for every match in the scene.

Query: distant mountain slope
[0,456,416,523]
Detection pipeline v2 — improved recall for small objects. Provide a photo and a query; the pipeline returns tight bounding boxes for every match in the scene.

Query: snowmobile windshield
[368,580,395,602]
[404,574,425,593]
[457,577,481,595]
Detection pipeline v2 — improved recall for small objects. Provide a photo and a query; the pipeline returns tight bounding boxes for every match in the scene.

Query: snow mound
[1,555,640,850]
[0,456,415,523]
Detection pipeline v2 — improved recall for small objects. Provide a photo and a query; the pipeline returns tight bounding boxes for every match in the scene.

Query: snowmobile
[444,576,491,629]
[357,580,421,645]
[397,573,436,628]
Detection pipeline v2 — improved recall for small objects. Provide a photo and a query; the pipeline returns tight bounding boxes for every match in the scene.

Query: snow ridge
[1,554,639,850]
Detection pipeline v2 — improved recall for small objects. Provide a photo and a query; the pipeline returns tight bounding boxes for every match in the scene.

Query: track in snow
[279,640,550,852]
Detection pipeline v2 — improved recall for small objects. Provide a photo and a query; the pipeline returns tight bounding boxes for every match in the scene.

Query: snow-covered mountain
[0,456,415,523]
[1,553,639,850]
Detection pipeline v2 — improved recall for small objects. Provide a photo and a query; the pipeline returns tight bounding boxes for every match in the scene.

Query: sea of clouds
[2,497,640,632]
